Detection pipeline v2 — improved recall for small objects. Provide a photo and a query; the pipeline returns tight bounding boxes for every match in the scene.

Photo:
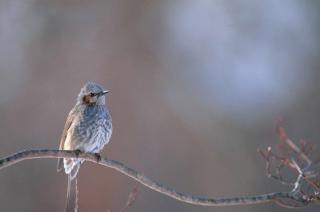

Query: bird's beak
[100,90,110,96]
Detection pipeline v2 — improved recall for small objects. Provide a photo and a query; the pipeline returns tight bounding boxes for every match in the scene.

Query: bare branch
[119,185,140,212]
[107,185,140,212]
[276,123,312,165]
[0,149,313,207]
[259,124,320,207]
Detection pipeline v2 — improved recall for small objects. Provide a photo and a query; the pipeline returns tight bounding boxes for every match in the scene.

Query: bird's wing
[57,108,76,172]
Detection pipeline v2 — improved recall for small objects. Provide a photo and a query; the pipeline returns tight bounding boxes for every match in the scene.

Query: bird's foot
[75,149,82,157]
[94,153,101,162]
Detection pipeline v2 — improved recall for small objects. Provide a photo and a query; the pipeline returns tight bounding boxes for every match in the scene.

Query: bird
[57,82,112,212]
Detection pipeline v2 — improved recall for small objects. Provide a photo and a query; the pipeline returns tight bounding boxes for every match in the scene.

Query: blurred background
[0,0,319,211]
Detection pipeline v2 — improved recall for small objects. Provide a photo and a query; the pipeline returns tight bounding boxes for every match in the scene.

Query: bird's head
[77,82,109,106]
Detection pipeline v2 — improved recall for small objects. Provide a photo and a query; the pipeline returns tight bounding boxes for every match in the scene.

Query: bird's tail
[66,174,78,212]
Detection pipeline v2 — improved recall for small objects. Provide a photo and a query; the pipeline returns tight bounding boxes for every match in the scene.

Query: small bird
[57,82,112,212]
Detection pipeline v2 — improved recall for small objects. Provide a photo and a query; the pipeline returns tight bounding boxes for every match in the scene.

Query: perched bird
[57,82,112,212]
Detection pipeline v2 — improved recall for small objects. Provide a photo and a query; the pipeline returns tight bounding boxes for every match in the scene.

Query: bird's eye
[89,92,95,97]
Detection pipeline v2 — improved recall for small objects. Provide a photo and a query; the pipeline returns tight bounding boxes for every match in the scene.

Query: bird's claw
[75,149,82,157]
[94,153,101,162]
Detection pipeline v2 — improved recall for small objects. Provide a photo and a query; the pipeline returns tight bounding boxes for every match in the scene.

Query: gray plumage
[57,82,112,212]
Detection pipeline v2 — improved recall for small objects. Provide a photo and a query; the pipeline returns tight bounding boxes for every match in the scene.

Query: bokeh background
[0,0,319,211]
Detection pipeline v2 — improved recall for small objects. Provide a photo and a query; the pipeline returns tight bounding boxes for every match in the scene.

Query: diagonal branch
[0,149,314,207]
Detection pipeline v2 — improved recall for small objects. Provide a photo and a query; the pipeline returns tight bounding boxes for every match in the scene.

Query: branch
[276,124,312,166]
[258,124,320,207]
[0,149,314,208]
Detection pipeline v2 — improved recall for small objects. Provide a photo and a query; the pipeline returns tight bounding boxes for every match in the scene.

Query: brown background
[0,0,319,212]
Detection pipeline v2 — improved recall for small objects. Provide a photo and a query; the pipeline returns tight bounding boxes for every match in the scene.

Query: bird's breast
[67,105,112,152]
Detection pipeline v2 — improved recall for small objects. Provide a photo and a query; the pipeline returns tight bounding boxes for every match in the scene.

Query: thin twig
[119,185,139,212]
[0,149,312,207]
[258,124,320,207]
[276,124,312,166]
